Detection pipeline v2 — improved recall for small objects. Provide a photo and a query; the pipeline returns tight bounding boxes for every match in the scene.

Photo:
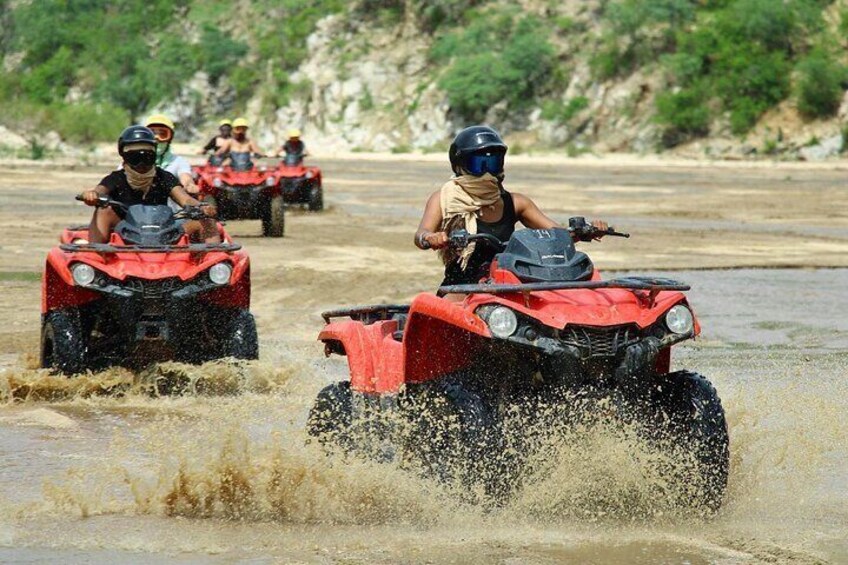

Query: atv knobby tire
[400,380,498,500]
[308,184,323,212]
[225,309,259,360]
[261,195,285,237]
[307,381,353,449]
[41,309,86,375]
[646,370,729,513]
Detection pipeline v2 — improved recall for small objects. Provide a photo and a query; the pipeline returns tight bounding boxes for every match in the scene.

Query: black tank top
[441,190,517,286]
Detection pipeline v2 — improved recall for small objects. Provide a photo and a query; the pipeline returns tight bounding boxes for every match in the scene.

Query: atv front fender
[42,252,100,314]
[319,319,404,394]
[403,293,491,384]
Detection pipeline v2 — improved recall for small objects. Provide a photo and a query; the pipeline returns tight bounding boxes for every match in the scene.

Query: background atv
[41,196,258,375]
[194,157,285,237]
[274,153,323,211]
[308,218,728,513]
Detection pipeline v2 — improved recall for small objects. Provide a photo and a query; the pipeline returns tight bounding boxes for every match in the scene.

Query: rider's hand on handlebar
[80,190,100,206]
[590,219,609,239]
[424,231,449,250]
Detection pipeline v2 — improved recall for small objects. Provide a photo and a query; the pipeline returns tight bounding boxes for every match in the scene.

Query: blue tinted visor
[465,150,505,176]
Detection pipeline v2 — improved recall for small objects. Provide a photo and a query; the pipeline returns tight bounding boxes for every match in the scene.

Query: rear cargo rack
[59,242,242,254]
[322,304,410,324]
[437,277,690,297]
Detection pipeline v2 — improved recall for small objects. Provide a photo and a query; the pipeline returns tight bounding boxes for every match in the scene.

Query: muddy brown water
[0,156,846,563]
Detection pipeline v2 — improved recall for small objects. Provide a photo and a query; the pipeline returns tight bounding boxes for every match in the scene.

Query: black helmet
[118,125,156,155]
[448,125,508,175]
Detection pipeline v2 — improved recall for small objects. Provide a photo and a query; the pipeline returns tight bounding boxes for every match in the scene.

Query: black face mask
[123,150,156,169]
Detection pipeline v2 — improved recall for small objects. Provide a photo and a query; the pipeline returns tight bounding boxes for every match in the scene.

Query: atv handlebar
[441,218,629,251]
[76,195,212,220]
[568,216,629,241]
[174,205,209,221]
[449,230,506,251]
[76,194,128,211]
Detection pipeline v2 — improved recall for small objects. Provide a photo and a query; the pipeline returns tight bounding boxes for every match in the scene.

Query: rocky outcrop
[255,16,452,152]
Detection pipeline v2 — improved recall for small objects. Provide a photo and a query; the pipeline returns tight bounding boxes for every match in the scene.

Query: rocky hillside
[1,0,847,159]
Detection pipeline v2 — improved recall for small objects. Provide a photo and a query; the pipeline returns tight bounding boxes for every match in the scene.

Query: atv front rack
[60,242,242,254]
[437,277,690,297]
[322,304,410,324]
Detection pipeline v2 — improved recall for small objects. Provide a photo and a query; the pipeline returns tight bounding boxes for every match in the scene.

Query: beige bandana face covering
[439,173,502,269]
[123,163,156,192]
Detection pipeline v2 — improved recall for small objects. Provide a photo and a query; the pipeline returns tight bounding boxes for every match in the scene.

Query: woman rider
[414,125,607,286]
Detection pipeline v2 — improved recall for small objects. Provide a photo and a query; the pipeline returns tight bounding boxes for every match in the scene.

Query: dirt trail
[0,156,846,563]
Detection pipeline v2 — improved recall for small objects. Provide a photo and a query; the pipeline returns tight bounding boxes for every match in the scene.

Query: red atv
[194,156,285,237]
[308,218,728,512]
[41,196,258,375]
[274,153,323,211]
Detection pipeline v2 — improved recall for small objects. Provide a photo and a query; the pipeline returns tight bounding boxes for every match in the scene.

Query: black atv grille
[560,324,640,360]
[125,277,181,299]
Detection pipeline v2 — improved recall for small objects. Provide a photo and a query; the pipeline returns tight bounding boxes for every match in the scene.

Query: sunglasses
[124,150,156,168]
[466,150,505,176]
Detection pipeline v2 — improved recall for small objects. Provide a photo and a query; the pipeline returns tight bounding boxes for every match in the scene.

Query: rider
[414,125,607,286]
[275,128,308,161]
[145,114,198,197]
[199,119,232,165]
[216,117,264,169]
[81,126,220,245]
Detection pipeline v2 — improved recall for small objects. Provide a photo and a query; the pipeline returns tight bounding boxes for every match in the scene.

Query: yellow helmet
[288,128,302,138]
[146,113,175,131]
[232,117,249,129]
[219,119,232,127]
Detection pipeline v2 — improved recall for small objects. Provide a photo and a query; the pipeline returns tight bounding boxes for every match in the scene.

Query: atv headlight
[305,170,314,179]
[486,306,518,339]
[665,304,694,334]
[213,178,222,188]
[71,263,96,286]
[209,263,232,285]
[265,176,277,187]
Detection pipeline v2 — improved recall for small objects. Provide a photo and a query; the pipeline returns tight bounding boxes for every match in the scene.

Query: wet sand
[0,156,846,563]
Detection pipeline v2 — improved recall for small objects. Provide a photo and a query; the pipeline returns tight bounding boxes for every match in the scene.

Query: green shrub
[198,24,248,85]
[592,0,696,79]
[434,13,554,121]
[52,102,129,144]
[795,50,846,118]
[653,0,826,137]
[541,97,590,123]
[360,89,375,111]
[655,87,710,146]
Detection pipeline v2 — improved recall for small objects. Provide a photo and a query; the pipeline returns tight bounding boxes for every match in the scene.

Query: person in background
[216,117,264,170]
[146,114,198,195]
[275,128,308,162]
[199,119,232,165]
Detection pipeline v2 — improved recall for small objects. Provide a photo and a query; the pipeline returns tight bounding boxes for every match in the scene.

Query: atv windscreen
[115,205,183,246]
[284,153,303,166]
[230,151,253,171]
[496,228,593,282]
